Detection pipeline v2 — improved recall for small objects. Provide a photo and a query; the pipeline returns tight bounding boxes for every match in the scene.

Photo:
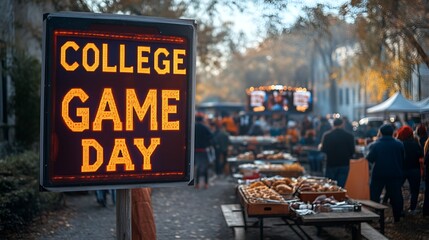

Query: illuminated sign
[40,12,196,191]
[247,85,313,113]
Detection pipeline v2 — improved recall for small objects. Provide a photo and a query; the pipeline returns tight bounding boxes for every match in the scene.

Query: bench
[221,204,245,227]
[356,199,388,234]
[361,222,389,240]
[221,204,246,240]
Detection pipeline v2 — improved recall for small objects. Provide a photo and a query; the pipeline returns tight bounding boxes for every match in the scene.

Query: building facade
[0,0,15,145]
[0,0,58,147]
[312,44,371,122]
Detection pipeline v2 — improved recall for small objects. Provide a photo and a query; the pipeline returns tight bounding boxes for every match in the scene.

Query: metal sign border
[40,12,196,192]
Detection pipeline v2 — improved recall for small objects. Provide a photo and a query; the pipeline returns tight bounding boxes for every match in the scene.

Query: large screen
[247,85,312,114]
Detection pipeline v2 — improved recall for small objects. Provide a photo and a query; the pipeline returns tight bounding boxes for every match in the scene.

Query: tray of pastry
[238,181,291,216]
[295,178,347,203]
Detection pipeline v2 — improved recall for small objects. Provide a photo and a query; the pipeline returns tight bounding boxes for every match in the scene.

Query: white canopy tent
[367,92,422,114]
[422,106,429,113]
[420,103,429,113]
[416,97,429,107]
[416,97,429,113]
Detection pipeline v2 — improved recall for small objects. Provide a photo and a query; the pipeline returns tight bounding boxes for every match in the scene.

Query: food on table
[284,163,305,172]
[236,152,255,160]
[274,184,293,195]
[256,151,291,160]
[238,164,260,179]
[295,177,347,202]
[241,183,284,203]
[230,136,278,145]
[261,177,296,195]
[258,163,304,173]
[296,177,343,193]
[248,181,265,188]
[312,195,339,205]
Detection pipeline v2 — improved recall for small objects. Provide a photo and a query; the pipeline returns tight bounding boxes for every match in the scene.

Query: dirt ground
[377,190,429,240]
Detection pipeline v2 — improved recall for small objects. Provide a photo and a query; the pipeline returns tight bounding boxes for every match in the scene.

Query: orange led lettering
[173,49,186,75]
[125,89,158,131]
[102,43,117,72]
[93,88,123,131]
[81,139,103,172]
[162,90,179,130]
[134,138,160,170]
[106,139,135,172]
[154,48,170,74]
[59,40,187,74]
[137,46,151,74]
[120,44,133,73]
[62,88,89,132]
[82,43,99,72]
[60,41,79,71]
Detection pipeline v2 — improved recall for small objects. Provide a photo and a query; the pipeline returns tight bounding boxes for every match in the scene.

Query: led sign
[247,85,313,114]
[40,12,196,191]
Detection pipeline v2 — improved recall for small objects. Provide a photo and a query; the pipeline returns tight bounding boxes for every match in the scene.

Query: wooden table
[355,199,388,234]
[241,205,379,240]
[237,184,380,240]
[294,208,380,240]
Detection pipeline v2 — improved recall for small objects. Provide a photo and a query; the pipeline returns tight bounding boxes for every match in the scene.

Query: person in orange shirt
[222,115,238,136]
[286,121,300,142]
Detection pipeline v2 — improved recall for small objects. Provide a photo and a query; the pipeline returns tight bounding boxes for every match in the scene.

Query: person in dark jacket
[416,124,428,148]
[396,126,423,214]
[300,116,313,137]
[320,118,355,187]
[366,124,404,222]
[342,116,354,133]
[212,122,231,176]
[423,138,429,216]
[300,129,325,173]
[316,116,332,144]
[194,113,213,189]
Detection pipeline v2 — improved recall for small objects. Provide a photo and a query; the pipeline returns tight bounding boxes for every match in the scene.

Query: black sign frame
[40,12,196,191]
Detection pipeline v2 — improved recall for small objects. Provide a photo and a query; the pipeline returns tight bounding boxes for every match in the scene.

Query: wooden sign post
[117,189,131,240]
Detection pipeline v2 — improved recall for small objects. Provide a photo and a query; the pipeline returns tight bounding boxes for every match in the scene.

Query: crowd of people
[366,122,429,222]
[194,111,429,223]
[278,115,429,222]
[192,112,355,183]
[193,113,233,189]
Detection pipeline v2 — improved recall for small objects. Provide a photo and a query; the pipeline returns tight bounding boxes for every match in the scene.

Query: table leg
[259,217,264,240]
[379,210,385,234]
[282,218,306,240]
[351,223,362,240]
[242,210,247,230]
[316,226,322,236]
